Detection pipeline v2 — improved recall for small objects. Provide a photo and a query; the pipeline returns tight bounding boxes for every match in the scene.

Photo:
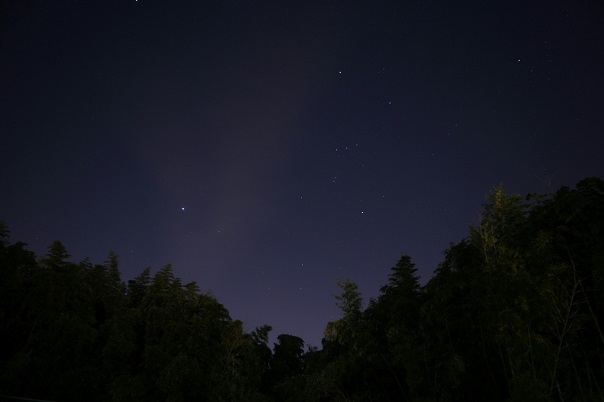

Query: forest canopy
[1,177,603,401]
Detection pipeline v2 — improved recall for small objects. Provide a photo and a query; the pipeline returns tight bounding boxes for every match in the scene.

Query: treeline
[0,232,285,401]
[311,177,604,401]
[1,177,603,401]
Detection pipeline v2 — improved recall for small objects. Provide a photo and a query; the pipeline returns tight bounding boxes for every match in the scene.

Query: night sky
[2,0,603,347]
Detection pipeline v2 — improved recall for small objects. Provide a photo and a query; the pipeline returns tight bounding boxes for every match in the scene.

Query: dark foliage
[1,177,603,401]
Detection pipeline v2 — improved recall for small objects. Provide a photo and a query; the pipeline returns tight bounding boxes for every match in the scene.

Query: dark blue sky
[2,0,603,347]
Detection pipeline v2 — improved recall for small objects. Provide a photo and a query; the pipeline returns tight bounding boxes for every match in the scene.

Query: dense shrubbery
[1,177,603,401]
